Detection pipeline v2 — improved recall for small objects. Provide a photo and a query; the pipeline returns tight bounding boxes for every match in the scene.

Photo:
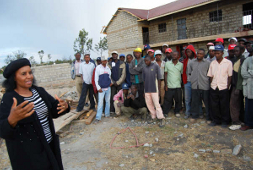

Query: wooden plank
[53,110,87,133]
[59,92,67,98]
[83,111,97,125]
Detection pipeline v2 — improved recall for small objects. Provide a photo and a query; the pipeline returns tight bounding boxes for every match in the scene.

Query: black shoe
[221,123,229,128]
[209,122,218,126]
[159,119,166,127]
[129,114,137,120]
[164,114,168,118]
[76,109,83,112]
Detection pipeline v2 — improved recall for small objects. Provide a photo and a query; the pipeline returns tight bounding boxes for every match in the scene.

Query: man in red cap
[225,44,236,64]
[147,49,155,63]
[215,38,228,58]
[164,48,173,62]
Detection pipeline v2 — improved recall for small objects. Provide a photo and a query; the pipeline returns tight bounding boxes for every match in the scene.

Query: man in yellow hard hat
[129,48,146,98]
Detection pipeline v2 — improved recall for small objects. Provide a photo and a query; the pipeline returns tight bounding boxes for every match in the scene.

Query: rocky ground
[1,113,253,170]
[1,87,253,170]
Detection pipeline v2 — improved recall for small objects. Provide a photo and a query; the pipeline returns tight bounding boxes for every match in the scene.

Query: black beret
[3,58,31,78]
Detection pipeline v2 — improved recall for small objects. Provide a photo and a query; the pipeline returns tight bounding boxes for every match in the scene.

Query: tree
[38,50,44,64]
[4,50,26,64]
[29,56,37,65]
[95,37,108,56]
[47,54,52,62]
[73,28,93,56]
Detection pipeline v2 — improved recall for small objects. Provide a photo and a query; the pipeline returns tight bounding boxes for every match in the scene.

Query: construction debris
[53,109,89,133]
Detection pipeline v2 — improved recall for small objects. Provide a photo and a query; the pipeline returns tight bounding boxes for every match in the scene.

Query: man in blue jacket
[94,56,113,124]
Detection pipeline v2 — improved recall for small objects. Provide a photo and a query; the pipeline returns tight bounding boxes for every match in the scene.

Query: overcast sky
[0,0,174,67]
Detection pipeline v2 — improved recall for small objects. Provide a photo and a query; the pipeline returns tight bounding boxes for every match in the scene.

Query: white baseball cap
[101,56,108,61]
[209,46,215,50]
[228,37,237,43]
[162,44,169,47]
[111,51,118,55]
[155,50,162,56]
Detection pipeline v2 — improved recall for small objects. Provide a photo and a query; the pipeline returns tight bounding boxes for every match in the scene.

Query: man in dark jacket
[108,51,126,113]
[129,48,146,98]
[229,46,245,130]
[125,54,133,87]
[121,85,147,119]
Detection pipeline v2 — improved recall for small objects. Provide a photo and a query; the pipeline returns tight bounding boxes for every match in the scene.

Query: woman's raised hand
[8,98,34,127]
[55,95,68,114]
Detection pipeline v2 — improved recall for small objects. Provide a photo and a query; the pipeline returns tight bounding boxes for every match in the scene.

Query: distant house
[102,0,253,57]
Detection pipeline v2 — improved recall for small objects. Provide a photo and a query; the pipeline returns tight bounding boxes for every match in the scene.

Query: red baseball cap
[228,44,236,50]
[147,49,154,53]
[165,48,173,53]
[215,38,224,44]
[206,42,214,46]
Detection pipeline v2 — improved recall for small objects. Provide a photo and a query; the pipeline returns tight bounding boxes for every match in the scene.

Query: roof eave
[103,8,145,34]
[147,0,220,21]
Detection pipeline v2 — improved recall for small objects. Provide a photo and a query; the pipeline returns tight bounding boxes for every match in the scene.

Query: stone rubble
[233,145,242,155]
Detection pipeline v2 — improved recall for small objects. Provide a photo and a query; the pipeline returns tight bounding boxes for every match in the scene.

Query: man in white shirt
[76,54,95,112]
[70,52,83,98]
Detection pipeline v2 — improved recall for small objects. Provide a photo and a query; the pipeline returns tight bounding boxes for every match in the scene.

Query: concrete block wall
[0,74,4,86]
[148,0,250,44]
[106,11,143,52]
[0,63,74,89]
[32,63,74,89]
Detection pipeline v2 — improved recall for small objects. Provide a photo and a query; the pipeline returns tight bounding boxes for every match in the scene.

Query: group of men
[71,37,253,130]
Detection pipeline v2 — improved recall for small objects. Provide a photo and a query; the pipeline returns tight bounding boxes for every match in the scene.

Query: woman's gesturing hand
[8,98,35,127]
[55,95,68,114]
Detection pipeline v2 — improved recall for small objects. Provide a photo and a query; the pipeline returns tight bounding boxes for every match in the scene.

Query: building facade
[103,0,253,56]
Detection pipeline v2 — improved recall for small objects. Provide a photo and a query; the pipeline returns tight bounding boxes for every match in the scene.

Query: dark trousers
[162,88,182,115]
[230,87,244,123]
[245,98,253,127]
[110,84,122,112]
[210,88,230,124]
[182,86,185,108]
[135,82,144,99]
[191,89,210,120]
[77,83,95,111]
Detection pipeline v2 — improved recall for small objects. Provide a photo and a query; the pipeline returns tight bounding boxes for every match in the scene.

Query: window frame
[209,10,222,22]
[158,23,167,33]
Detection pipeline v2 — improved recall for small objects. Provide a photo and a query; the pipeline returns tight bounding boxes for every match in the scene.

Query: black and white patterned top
[24,88,53,143]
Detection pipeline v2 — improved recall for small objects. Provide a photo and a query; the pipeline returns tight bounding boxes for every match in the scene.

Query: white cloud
[0,0,174,68]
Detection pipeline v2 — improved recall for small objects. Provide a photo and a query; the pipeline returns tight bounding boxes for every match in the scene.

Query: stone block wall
[106,10,143,52]
[0,74,4,86]
[148,0,250,44]
[0,63,74,89]
[32,63,74,89]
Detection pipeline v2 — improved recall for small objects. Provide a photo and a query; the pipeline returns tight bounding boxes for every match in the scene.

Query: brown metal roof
[119,8,148,20]
[148,0,215,20]
[103,0,219,33]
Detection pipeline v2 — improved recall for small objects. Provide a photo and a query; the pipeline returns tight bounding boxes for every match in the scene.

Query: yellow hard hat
[134,48,142,53]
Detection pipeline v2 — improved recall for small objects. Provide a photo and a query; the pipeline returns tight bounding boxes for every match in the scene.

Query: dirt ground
[1,87,253,170]
[1,113,253,170]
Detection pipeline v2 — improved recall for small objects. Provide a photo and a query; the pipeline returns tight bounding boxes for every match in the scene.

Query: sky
[0,0,174,67]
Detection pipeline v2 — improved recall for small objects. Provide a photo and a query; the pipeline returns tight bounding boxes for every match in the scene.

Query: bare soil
[1,114,253,170]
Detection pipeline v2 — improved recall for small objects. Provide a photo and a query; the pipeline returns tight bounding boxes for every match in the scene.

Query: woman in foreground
[0,58,70,170]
